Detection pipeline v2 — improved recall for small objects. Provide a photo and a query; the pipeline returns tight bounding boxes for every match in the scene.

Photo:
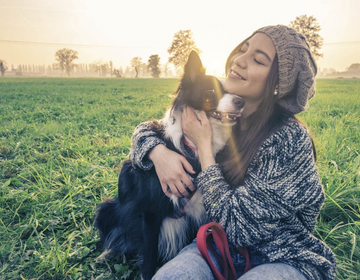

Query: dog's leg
[140,211,162,280]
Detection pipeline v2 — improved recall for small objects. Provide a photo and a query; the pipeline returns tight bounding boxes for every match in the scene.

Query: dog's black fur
[95,51,244,280]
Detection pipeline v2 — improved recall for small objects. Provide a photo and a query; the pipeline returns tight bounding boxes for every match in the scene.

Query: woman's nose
[234,55,246,68]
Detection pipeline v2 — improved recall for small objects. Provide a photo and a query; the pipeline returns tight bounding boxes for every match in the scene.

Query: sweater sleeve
[195,122,325,248]
[128,121,166,170]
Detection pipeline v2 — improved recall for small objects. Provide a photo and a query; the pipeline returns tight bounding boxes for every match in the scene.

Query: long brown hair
[218,37,296,186]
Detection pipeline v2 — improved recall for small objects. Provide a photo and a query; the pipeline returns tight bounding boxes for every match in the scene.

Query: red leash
[197,222,252,280]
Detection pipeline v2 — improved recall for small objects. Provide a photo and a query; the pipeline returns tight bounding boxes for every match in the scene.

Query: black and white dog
[95,51,244,280]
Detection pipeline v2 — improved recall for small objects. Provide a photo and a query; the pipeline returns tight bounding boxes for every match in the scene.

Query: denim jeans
[152,240,307,280]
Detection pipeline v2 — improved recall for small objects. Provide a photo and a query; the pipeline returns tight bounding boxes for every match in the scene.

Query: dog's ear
[183,50,206,83]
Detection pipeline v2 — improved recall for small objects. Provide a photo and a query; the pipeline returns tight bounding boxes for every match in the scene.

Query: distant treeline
[6,63,163,78]
[319,63,360,79]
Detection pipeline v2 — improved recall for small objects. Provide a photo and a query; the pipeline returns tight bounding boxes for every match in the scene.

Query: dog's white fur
[159,93,240,261]
[158,190,207,261]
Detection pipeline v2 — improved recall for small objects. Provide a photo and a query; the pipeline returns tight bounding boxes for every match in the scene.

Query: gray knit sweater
[129,120,337,280]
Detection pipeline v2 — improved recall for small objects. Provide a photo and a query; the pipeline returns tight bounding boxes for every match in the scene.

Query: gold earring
[274,90,278,95]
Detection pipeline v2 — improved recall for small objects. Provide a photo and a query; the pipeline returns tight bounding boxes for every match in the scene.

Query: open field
[0,77,359,279]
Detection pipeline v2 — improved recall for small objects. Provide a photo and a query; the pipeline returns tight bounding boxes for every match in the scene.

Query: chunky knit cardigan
[129,119,337,280]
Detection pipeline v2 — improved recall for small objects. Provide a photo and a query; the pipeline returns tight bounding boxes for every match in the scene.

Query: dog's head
[172,51,244,125]
[172,51,224,113]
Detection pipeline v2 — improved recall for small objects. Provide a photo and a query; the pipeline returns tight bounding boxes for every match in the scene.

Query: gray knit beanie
[253,25,317,114]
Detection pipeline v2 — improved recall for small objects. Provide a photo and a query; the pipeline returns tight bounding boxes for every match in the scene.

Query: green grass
[0,77,359,279]
[300,79,360,278]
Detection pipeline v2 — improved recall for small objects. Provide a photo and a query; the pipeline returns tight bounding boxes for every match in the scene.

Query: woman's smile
[228,69,246,80]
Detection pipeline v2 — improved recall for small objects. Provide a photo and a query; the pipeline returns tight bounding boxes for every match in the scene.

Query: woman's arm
[183,112,325,247]
[129,121,166,170]
[129,121,196,198]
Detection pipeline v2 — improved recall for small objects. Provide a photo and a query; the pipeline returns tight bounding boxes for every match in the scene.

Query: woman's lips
[229,70,246,80]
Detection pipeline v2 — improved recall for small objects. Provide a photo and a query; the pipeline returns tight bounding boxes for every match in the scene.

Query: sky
[1,0,360,76]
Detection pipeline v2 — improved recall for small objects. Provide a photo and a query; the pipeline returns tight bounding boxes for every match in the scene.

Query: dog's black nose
[234,96,245,109]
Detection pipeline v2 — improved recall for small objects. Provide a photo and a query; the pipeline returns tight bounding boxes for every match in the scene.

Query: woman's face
[223,33,276,113]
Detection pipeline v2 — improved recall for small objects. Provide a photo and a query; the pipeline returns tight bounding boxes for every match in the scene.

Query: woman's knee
[238,263,307,280]
[152,242,217,280]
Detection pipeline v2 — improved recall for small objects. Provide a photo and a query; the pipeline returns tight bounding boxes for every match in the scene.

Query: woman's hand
[181,107,216,170]
[181,107,212,147]
[149,144,196,198]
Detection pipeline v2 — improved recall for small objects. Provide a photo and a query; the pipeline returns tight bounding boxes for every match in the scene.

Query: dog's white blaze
[217,93,238,112]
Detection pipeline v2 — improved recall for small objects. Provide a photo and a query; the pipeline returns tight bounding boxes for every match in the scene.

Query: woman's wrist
[148,144,167,163]
[197,144,216,170]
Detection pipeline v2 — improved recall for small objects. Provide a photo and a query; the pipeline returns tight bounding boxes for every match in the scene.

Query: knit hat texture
[253,25,317,114]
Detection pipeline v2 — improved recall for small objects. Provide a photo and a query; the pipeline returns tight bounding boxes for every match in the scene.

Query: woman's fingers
[149,120,201,198]
[176,180,191,197]
[161,182,173,198]
[168,183,182,197]
[182,177,195,193]
[197,110,208,122]
[165,180,192,198]
[180,156,196,174]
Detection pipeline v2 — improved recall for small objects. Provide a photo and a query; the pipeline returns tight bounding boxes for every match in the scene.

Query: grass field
[0,77,359,279]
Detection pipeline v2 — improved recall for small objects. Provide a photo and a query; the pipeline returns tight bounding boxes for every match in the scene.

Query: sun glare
[200,53,227,78]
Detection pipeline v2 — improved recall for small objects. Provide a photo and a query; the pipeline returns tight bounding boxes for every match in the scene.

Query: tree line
[2,15,357,78]
[0,29,199,78]
[49,28,200,78]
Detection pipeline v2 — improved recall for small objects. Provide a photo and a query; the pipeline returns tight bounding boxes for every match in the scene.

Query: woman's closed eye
[254,58,264,65]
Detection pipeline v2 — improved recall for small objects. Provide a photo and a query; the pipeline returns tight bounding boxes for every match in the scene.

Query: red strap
[197,222,252,280]
[183,137,196,152]
[236,247,252,273]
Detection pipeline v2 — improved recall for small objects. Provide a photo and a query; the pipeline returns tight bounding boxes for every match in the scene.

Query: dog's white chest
[157,191,206,262]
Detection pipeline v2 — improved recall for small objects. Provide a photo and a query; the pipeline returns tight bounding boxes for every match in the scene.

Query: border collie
[95,51,244,280]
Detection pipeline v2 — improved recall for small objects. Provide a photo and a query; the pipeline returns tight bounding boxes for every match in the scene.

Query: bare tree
[130,57,142,78]
[0,60,8,76]
[168,30,200,71]
[289,15,324,59]
[114,67,123,78]
[54,48,79,76]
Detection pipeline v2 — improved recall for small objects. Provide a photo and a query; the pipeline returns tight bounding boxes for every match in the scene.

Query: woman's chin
[223,79,241,96]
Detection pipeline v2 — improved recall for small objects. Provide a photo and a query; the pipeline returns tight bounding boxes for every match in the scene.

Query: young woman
[129,25,337,280]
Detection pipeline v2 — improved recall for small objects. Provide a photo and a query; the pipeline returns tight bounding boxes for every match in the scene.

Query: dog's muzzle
[210,111,242,123]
